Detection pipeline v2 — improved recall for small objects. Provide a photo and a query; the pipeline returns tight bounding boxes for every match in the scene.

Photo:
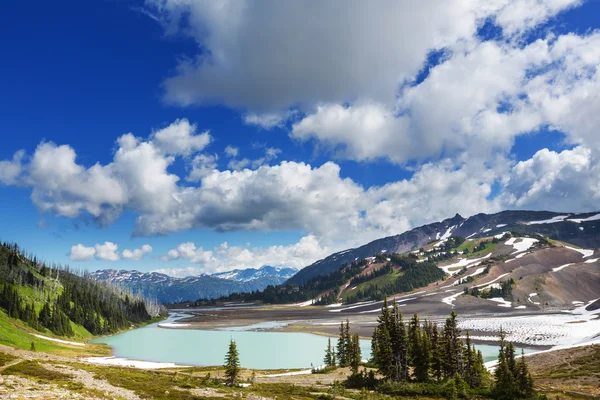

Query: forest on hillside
[189,252,447,306]
[0,242,164,338]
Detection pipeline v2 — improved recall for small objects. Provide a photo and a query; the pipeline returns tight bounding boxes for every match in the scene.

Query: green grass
[0,310,109,357]
[341,269,403,302]
[2,360,71,381]
[67,363,221,400]
[0,351,17,366]
[456,240,498,258]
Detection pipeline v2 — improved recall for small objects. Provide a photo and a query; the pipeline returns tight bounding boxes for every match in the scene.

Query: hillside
[90,266,297,304]
[289,210,600,285]
[0,242,160,343]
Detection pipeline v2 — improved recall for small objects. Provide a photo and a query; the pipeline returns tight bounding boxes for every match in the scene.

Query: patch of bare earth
[528,344,600,397]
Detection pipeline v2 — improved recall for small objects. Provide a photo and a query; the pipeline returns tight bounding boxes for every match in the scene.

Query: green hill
[0,241,163,347]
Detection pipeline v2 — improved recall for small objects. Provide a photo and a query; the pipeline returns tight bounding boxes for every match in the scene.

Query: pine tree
[224,338,240,386]
[414,320,431,382]
[494,328,516,400]
[442,311,462,380]
[337,321,348,367]
[344,319,351,364]
[324,337,335,367]
[431,322,443,382]
[373,298,395,380]
[464,330,475,387]
[348,333,362,375]
[516,350,534,398]
[391,302,408,381]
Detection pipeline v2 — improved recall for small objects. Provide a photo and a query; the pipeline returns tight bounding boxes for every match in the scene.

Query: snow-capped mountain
[288,210,600,284]
[89,266,296,304]
[211,265,297,282]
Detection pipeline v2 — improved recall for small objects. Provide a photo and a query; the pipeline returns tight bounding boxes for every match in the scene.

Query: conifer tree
[224,338,240,386]
[408,313,421,367]
[442,311,462,380]
[431,322,443,382]
[324,337,336,367]
[516,350,534,398]
[373,298,394,380]
[391,302,408,381]
[414,321,431,382]
[494,328,516,400]
[344,319,351,364]
[348,333,362,375]
[337,321,348,367]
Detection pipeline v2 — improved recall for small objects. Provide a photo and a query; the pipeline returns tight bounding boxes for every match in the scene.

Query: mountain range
[91,209,600,303]
[89,265,297,304]
[289,210,600,284]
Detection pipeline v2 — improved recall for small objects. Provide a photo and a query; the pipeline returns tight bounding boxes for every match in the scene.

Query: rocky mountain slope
[288,210,600,284]
[90,266,296,304]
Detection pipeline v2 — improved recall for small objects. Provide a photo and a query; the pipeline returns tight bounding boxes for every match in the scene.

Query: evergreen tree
[372,299,394,380]
[224,338,240,386]
[414,320,431,382]
[494,328,516,400]
[348,333,362,375]
[516,350,534,398]
[337,321,348,367]
[442,311,462,380]
[391,302,408,381]
[323,337,336,367]
[431,322,443,382]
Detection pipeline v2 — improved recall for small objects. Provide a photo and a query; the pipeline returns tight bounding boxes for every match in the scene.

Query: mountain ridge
[288,210,600,285]
[90,265,297,303]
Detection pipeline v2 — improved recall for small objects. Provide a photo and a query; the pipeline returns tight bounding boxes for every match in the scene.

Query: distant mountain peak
[211,265,297,282]
[89,265,298,303]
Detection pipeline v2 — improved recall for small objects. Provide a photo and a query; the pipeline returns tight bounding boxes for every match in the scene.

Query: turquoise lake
[91,314,526,369]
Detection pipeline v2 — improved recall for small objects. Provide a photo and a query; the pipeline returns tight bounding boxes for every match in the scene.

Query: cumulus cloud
[0,150,25,185]
[69,244,96,261]
[501,146,600,211]
[152,118,211,156]
[94,242,120,261]
[146,0,578,110]
[224,146,239,157]
[159,234,329,274]
[186,153,218,181]
[3,1,600,271]
[122,244,153,260]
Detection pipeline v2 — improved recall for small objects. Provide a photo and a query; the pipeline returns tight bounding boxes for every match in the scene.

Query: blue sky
[1,0,600,276]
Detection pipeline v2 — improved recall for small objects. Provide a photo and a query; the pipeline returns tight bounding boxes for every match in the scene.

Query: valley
[2,210,600,399]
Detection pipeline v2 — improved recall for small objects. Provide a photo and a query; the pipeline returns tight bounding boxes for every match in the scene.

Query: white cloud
[160,242,214,264]
[227,158,250,171]
[0,150,25,185]
[69,244,96,261]
[94,242,120,261]
[28,142,127,225]
[122,244,153,260]
[152,118,211,156]
[159,234,329,274]
[146,0,578,110]
[243,112,291,129]
[501,146,600,211]
[224,146,239,157]
[186,153,218,181]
